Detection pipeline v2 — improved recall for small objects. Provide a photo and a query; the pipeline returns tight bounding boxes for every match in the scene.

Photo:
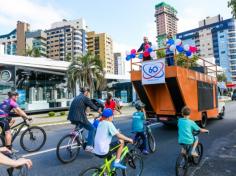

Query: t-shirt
[0,98,19,118]
[105,100,116,111]
[93,120,119,155]
[178,118,200,144]
[132,111,145,132]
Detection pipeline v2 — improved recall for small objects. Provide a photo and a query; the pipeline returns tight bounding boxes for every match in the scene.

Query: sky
[0,0,232,54]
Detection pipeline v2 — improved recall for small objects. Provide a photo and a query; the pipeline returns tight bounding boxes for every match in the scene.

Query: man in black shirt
[138,37,152,61]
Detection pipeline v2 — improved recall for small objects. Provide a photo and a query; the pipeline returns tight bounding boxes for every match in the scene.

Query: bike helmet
[102,108,113,118]
[135,101,145,111]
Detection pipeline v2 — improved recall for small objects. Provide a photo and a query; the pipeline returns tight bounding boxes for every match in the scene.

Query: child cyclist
[178,106,209,156]
[132,101,149,155]
[93,108,133,169]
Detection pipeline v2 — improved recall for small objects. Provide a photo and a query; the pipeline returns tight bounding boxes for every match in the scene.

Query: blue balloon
[126,55,131,61]
[148,48,153,53]
[167,39,175,45]
[138,53,143,59]
[185,51,192,57]
[176,45,184,53]
[131,53,136,58]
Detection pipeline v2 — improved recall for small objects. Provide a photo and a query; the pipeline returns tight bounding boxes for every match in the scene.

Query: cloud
[0,0,66,31]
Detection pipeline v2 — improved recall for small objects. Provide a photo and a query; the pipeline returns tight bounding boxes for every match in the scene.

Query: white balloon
[188,54,193,59]
[151,45,157,50]
[169,44,176,52]
[184,44,190,51]
[175,39,182,46]
[150,51,157,58]
[125,50,130,56]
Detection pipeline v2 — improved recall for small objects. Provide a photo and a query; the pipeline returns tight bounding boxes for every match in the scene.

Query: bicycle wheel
[20,126,46,152]
[56,134,81,164]
[147,129,156,153]
[124,153,143,176]
[175,154,188,176]
[79,167,101,176]
[193,143,203,165]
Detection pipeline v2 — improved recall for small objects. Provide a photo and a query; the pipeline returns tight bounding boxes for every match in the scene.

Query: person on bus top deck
[178,106,209,157]
[165,32,175,66]
[0,91,31,151]
[137,36,152,61]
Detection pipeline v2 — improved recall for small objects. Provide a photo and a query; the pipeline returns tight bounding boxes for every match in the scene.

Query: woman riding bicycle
[0,91,31,150]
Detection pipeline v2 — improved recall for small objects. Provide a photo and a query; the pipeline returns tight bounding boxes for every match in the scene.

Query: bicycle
[0,118,47,152]
[56,125,87,164]
[79,142,143,176]
[133,119,157,154]
[175,131,208,176]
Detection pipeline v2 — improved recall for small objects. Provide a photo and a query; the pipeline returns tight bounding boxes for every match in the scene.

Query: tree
[67,53,106,97]
[25,47,41,57]
[228,0,236,18]
[175,53,199,68]
[217,73,227,82]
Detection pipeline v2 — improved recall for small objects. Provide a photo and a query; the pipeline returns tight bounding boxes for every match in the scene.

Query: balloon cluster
[167,39,197,58]
[126,44,157,61]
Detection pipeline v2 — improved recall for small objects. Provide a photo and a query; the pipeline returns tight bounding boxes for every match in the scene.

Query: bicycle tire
[20,126,47,152]
[147,130,156,153]
[175,154,188,176]
[193,143,203,165]
[123,153,143,176]
[56,134,81,164]
[79,166,101,176]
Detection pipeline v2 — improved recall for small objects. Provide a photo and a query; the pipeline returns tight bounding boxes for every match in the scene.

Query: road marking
[190,157,209,176]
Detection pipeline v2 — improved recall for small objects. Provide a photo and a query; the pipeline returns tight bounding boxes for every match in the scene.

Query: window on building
[221,51,226,54]
[220,35,224,38]
[208,48,212,51]
[65,28,71,32]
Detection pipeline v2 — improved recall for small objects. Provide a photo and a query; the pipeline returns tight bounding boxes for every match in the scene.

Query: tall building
[177,15,236,83]
[155,2,178,48]
[114,53,125,75]
[87,31,114,74]
[26,30,47,57]
[0,21,30,55]
[46,18,88,61]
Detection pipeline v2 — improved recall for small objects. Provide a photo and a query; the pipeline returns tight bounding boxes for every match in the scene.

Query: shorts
[0,119,10,132]
[95,141,120,158]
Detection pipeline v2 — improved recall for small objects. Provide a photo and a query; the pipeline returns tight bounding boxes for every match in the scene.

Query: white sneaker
[85,146,94,152]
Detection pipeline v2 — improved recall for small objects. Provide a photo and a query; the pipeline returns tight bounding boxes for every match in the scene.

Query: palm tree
[67,53,106,97]
[228,0,236,18]
[25,47,41,57]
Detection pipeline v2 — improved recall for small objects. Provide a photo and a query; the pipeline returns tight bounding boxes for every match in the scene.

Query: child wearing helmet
[93,108,133,169]
[132,101,149,155]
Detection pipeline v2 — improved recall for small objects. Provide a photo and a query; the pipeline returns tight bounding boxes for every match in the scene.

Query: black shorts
[0,119,10,132]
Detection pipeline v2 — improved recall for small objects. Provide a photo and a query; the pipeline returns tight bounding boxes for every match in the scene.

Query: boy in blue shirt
[178,106,209,156]
[132,101,149,155]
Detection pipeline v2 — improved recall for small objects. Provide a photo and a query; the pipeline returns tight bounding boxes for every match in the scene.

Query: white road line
[190,157,209,176]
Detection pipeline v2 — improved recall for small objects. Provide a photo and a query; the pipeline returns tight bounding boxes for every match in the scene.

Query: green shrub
[48,112,56,117]
[60,111,66,116]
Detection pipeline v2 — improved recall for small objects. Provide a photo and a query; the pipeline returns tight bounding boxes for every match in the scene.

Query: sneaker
[85,146,94,152]
[142,150,149,155]
[191,151,199,157]
[113,162,127,169]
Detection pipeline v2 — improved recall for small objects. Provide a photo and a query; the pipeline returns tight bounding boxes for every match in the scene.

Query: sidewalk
[14,106,136,126]
[194,129,236,176]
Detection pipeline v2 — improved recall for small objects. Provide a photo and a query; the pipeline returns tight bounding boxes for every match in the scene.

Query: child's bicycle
[133,118,157,154]
[79,142,143,176]
[175,131,209,176]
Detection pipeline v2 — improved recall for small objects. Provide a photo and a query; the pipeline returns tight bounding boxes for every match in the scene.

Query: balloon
[189,46,197,53]
[169,45,176,52]
[148,47,153,53]
[185,51,192,57]
[131,53,136,58]
[183,44,190,51]
[151,45,157,50]
[125,50,130,56]
[167,39,175,45]
[188,54,193,59]
[150,51,156,59]
[138,53,143,59]
[131,49,136,54]
[145,44,150,49]
[126,55,131,61]
[143,51,150,57]
[176,45,184,53]
[175,39,182,46]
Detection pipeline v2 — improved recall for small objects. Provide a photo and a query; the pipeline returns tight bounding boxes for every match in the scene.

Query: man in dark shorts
[0,91,31,150]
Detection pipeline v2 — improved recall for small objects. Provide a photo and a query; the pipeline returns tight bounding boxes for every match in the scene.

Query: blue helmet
[102,108,113,118]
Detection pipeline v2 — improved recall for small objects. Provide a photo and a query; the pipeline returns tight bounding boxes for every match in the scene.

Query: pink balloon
[131,49,136,54]
[145,44,150,49]
[189,46,197,53]
[143,51,150,57]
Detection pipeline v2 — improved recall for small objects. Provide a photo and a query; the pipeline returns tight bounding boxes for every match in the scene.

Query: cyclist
[93,108,133,169]
[67,87,101,152]
[178,106,209,157]
[0,91,31,150]
[132,101,149,155]
[0,147,32,169]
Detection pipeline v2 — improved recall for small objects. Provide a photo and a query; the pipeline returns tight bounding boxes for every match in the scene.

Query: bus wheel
[200,113,207,128]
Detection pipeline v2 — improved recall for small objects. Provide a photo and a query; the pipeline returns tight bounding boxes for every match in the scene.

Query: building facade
[0,21,30,55]
[114,53,125,75]
[155,2,178,48]
[46,18,88,61]
[26,30,47,57]
[87,31,114,74]
[177,15,236,83]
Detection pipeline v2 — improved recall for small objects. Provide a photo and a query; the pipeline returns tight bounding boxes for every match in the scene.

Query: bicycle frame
[11,120,28,143]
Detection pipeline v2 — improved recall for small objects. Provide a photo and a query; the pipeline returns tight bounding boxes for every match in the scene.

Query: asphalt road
[2,102,236,176]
